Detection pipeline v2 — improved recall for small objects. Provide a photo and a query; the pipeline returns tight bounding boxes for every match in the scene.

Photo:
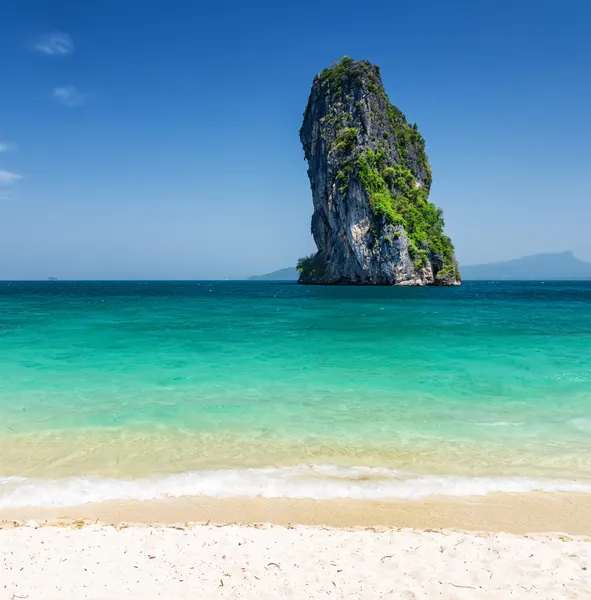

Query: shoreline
[3,492,591,535]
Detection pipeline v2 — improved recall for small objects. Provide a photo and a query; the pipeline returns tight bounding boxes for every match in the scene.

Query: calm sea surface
[1,280,590,506]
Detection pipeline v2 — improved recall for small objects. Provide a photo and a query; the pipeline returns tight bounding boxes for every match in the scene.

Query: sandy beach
[1,520,590,599]
[1,494,591,598]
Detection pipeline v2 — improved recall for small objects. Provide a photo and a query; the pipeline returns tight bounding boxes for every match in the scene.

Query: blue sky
[1,0,590,279]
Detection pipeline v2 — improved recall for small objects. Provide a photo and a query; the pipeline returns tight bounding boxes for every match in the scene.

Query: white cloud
[0,170,23,185]
[0,142,15,153]
[53,86,87,107]
[34,32,74,56]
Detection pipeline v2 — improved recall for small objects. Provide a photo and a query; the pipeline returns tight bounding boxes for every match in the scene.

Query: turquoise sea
[1,280,591,507]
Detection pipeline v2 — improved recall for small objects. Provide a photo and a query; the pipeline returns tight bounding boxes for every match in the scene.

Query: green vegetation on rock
[297,254,326,279]
[314,57,433,189]
[318,56,357,95]
[334,127,358,154]
[356,149,456,272]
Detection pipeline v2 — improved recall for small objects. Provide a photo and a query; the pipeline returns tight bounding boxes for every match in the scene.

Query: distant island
[250,251,591,281]
[461,251,591,280]
[248,267,299,281]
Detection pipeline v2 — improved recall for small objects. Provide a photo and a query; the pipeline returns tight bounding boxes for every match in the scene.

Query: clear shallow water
[1,280,591,506]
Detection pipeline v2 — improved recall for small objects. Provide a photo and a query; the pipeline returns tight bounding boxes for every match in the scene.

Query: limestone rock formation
[298,57,460,286]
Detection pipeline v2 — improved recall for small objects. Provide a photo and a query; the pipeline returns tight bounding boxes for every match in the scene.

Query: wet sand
[2,492,591,535]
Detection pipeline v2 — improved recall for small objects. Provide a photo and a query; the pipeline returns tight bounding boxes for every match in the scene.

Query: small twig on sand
[380,555,394,562]
[450,583,475,589]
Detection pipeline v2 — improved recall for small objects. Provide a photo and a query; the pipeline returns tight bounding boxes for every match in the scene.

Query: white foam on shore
[1,464,591,508]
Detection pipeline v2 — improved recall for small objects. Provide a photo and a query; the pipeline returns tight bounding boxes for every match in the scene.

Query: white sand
[1,523,589,599]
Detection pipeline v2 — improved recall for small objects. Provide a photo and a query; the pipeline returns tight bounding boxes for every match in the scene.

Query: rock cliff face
[298,57,460,286]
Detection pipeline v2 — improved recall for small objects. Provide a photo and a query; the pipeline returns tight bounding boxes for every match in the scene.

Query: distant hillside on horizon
[461,251,591,280]
[248,267,299,281]
[250,252,591,282]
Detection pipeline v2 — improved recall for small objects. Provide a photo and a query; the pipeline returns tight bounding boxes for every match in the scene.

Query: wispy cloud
[0,142,15,153]
[33,31,74,56]
[52,86,87,107]
[0,170,23,185]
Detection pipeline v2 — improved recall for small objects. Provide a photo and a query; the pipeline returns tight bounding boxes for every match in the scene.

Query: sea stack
[298,57,461,286]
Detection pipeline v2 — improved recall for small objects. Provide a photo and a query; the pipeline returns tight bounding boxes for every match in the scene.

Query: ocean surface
[1,280,591,508]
